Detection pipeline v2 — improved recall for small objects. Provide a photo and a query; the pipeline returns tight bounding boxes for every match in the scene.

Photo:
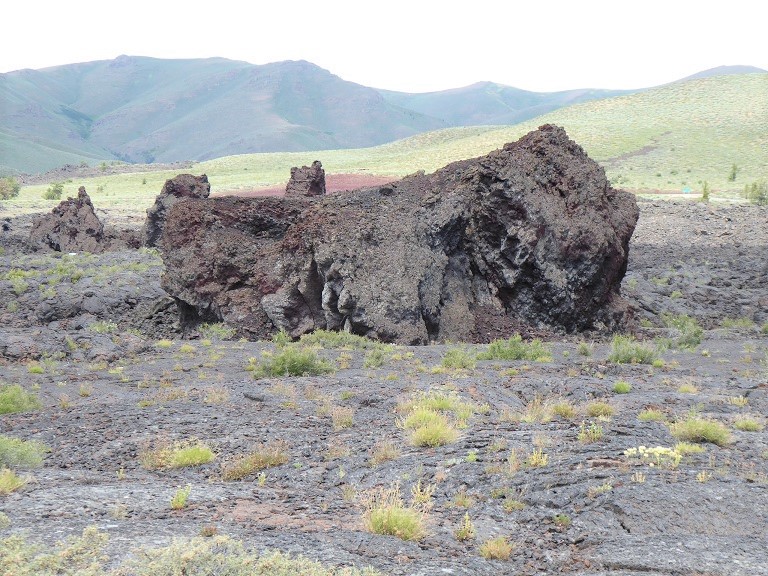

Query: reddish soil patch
[218,173,396,198]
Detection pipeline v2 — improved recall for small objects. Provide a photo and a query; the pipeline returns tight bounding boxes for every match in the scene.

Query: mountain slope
[0,56,446,173]
[379,81,629,126]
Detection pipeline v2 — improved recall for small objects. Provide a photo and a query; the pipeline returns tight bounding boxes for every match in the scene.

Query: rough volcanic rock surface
[161,126,639,343]
[285,160,326,197]
[29,187,106,253]
[142,173,210,247]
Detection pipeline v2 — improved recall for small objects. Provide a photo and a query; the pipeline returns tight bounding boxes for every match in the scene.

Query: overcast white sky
[2,1,765,92]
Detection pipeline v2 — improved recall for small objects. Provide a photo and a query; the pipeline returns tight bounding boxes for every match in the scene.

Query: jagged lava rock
[285,160,326,197]
[142,173,210,247]
[160,125,639,343]
[29,186,106,252]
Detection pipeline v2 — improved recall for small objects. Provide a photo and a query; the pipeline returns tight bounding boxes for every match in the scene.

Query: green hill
[6,73,767,216]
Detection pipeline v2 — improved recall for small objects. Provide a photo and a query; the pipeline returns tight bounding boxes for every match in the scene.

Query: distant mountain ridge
[0,57,764,174]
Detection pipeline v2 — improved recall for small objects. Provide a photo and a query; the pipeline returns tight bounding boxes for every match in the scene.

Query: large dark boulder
[142,173,210,247]
[285,160,326,197]
[160,125,639,343]
[30,187,105,252]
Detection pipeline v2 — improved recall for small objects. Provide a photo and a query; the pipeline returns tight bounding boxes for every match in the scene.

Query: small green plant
[360,483,427,541]
[700,180,710,202]
[588,483,613,498]
[674,441,706,455]
[576,341,593,357]
[0,469,27,494]
[624,445,681,468]
[331,406,355,430]
[0,384,40,414]
[721,317,755,330]
[661,313,703,349]
[478,334,551,362]
[743,179,768,205]
[299,329,385,350]
[43,182,64,200]
[220,441,289,481]
[363,348,387,368]
[677,382,698,394]
[90,320,118,334]
[734,416,763,432]
[553,514,571,528]
[551,401,576,419]
[440,348,477,370]
[613,380,632,394]
[586,401,614,418]
[503,498,526,512]
[0,435,49,468]
[139,439,215,470]
[252,347,333,377]
[578,421,604,443]
[178,343,196,354]
[0,177,21,200]
[519,395,552,423]
[155,339,174,349]
[465,450,478,463]
[26,363,44,375]
[170,484,192,510]
[728,395,749,407]
[608,335,658,364]
[455,513,476,542]
[638,408,666,422]
[479,536,513,560]
[369,440,401,466]
[199,322,236,341]
[670,415,731,446]
[403,408,459,447]
[525,448,548,468]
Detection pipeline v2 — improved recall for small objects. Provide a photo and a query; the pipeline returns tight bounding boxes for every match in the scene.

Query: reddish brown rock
[142,174,210,247]
[285,160,326,197]
[160,126,639,343]
[29,187,106,253]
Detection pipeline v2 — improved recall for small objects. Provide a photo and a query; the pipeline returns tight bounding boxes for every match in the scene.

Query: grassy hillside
[380,82,629,126]
[5,73,766,218]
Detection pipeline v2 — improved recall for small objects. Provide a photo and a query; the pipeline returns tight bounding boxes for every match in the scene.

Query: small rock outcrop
[160,126,639,343]
[142,174,210,247]
[29,187,105,252]
[285,161,326,197]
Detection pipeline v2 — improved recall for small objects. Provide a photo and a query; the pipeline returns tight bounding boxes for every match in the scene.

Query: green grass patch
[0,468,27,494]
[670,415,731,446]
[478,334,551,362]
[198,322,236,340]
[608,335,658,364]
[251,347,334,378]
[440,348,477,370]
[139,439,215,470]
[220,442,289,481]
[0,384,41,414]
[586,401,615,418]
[0,435,49,468]
[638,408,666,422]
[733,416,763,432]
[612,380,632,394]
[0,527,382,575]
[361,484,427,541]
[298,329,386,350]
[661,313,703,350]
[479,536,513,560]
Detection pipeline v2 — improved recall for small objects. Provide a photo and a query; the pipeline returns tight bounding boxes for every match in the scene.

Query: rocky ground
[1,199,767,575]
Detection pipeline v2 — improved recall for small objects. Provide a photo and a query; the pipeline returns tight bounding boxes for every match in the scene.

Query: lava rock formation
[159,125,639,343]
